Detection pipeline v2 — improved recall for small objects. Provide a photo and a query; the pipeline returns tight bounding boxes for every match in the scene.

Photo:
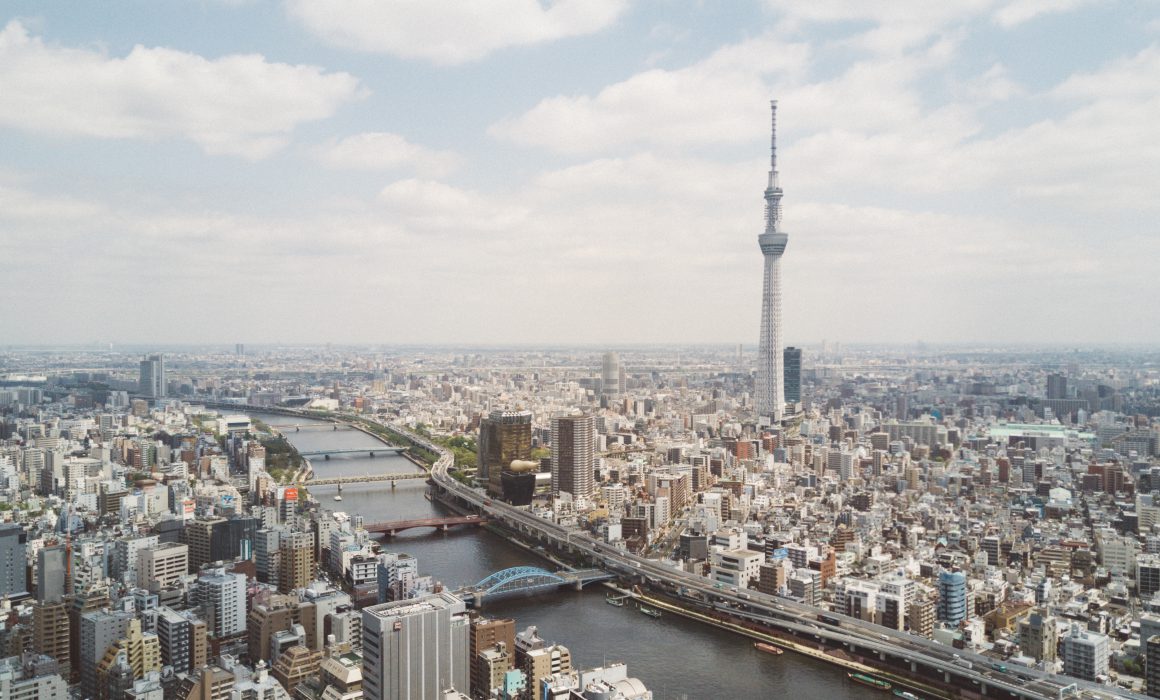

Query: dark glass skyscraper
[784,346,802,405]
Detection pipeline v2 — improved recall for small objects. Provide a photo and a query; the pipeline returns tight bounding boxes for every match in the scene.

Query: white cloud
[0,20,364,158]
[285,0,627,65]
[378,179,529,232]
[490,36,810,155]
[317,132,461,176]
[994,0,1098,28]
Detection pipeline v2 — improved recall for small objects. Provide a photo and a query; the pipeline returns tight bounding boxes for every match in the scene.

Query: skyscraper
[601,352,625,398]
[361,591,470,700]
[936,570,967,625]
[194,568,247,639]
[551,414,595,499]
[138,354,165,399]
[783,346,802,405]
[477,410,533,498]
[755,100,788,425]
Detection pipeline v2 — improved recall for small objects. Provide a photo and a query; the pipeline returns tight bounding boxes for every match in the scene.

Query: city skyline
[2,2,1159,346]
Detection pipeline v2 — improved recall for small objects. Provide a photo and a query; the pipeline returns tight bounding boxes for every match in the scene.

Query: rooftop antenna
[764,99,783,234]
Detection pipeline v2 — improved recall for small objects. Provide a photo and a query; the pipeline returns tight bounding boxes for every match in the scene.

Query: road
[220,403,1143,700]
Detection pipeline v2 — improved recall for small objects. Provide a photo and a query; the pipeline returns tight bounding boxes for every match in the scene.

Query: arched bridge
[364,515,487,537]
[456,566,613,607]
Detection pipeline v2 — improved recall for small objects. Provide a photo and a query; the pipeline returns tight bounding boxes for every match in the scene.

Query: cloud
[285,0,627,65]
[0,20,364,158]
[317,132,461,176]
[993,0,1098,28]
[378,179,529,232]
[490,35,810,155]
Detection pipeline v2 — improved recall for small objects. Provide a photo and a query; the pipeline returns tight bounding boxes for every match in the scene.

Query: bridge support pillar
[879,651,885,661]
[944,671,951,683]
[440,525,449,532]
[910,661,916,672]
[980,682,987,696]
[573,581,583,591]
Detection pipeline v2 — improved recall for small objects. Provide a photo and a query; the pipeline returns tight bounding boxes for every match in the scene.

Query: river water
[255,414,878,700]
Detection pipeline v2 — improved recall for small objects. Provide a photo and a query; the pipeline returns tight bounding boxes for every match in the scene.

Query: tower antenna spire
[764,100,783,234]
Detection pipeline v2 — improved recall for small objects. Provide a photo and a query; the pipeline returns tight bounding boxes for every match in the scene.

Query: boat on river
[754,642,784,655]
[892,691,925,700]
[848,673,892,691]
[638,604,662,618]
[605,594,626,607]
[334,484,343,501]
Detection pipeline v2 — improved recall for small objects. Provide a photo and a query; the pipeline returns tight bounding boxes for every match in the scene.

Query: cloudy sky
[2,1,1158,347]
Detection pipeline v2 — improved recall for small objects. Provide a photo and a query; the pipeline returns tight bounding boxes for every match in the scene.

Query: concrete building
[0,524,27,598]
[31,602,70,679]
[711,549,763,590]
[195,568,246,639]
[138,542,188,590]
[1018,610,1058,662]
[79,609,134,699]
[937,570,967,625]
[361,591,470,700]
[551,414,594,499]
[156,606,207,674]
[783,346,802,405]
[278,532,315,594]
[138,354,165,399]
[36,545,67,604]
[0,653,69,700]
[1062,625,1109,682]
[601,352,626,398]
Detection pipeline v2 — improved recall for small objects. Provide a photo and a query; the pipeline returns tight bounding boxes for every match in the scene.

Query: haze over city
[2,1,1158,346]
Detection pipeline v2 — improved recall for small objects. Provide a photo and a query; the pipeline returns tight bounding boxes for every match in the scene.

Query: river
[253,413,879,700]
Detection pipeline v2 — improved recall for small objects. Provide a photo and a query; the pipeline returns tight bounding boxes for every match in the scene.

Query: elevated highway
[393,422,1143,700]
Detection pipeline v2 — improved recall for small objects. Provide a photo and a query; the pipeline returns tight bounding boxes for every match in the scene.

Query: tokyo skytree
[755,100,787,424]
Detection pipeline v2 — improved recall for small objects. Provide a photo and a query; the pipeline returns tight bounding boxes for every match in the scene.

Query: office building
[477,410,532,498]
[601,352,626,397]
[783,346,802,405]
[551,414,594,499]
[1047,372,1068,400]
[195,568,247,639]
[361,591,470,700]
[0,653,69,700]
[0,524,27,598]
[1062,625,1109,681]
[156,606,207,674]
[36,545,67,603]
[79,609,134,699]
[937,570,967,625]
[278,532,315,593]
[31,601,70,679]
[470,616,515,698]
[138,354,165,399]
[138,542,188,590]
[271,644,322,696]
[755,100,788,425]
[1147,634,1160,698]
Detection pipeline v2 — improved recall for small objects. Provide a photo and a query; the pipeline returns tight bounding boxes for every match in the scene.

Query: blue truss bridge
[455,566,613,607]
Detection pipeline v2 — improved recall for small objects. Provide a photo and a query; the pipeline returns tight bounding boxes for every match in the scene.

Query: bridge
[272,423,354,432]
[455,566,614,607]
[298,472,430,487]
[298,447,408,458]
[364,515,488,537]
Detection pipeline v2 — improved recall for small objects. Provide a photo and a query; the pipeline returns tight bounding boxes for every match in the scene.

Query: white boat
[334,484,343,501]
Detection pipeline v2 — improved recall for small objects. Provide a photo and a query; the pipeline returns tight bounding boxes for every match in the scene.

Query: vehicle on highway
[818,613,842,626]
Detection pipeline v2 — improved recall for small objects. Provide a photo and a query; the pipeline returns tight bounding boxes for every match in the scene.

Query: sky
[1,0,1158,348]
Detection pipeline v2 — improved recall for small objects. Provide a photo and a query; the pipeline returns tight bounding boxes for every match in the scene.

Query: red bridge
[364,515,488,537]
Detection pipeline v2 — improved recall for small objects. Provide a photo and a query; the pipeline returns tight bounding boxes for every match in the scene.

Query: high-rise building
[470,616,515,698]
[551,414,594,499]
[36,545,67,603]
[1019,609,1058,662]
[361,591,470,700]
[32,601,70,679]
[278,532,315,594]
[156,606,207,675]
[0,523,27,598]
[138,542,188,590]
[600,352,625,398]
[477,410,532,498]
[79,609,134,699]
[755,100,788,425]
[1047,372,1068,400]
[194,568,247,639]
[783,346,802,405]
[1147,634,1160,698]
[936,570,967,625]
[138,354,165,399]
